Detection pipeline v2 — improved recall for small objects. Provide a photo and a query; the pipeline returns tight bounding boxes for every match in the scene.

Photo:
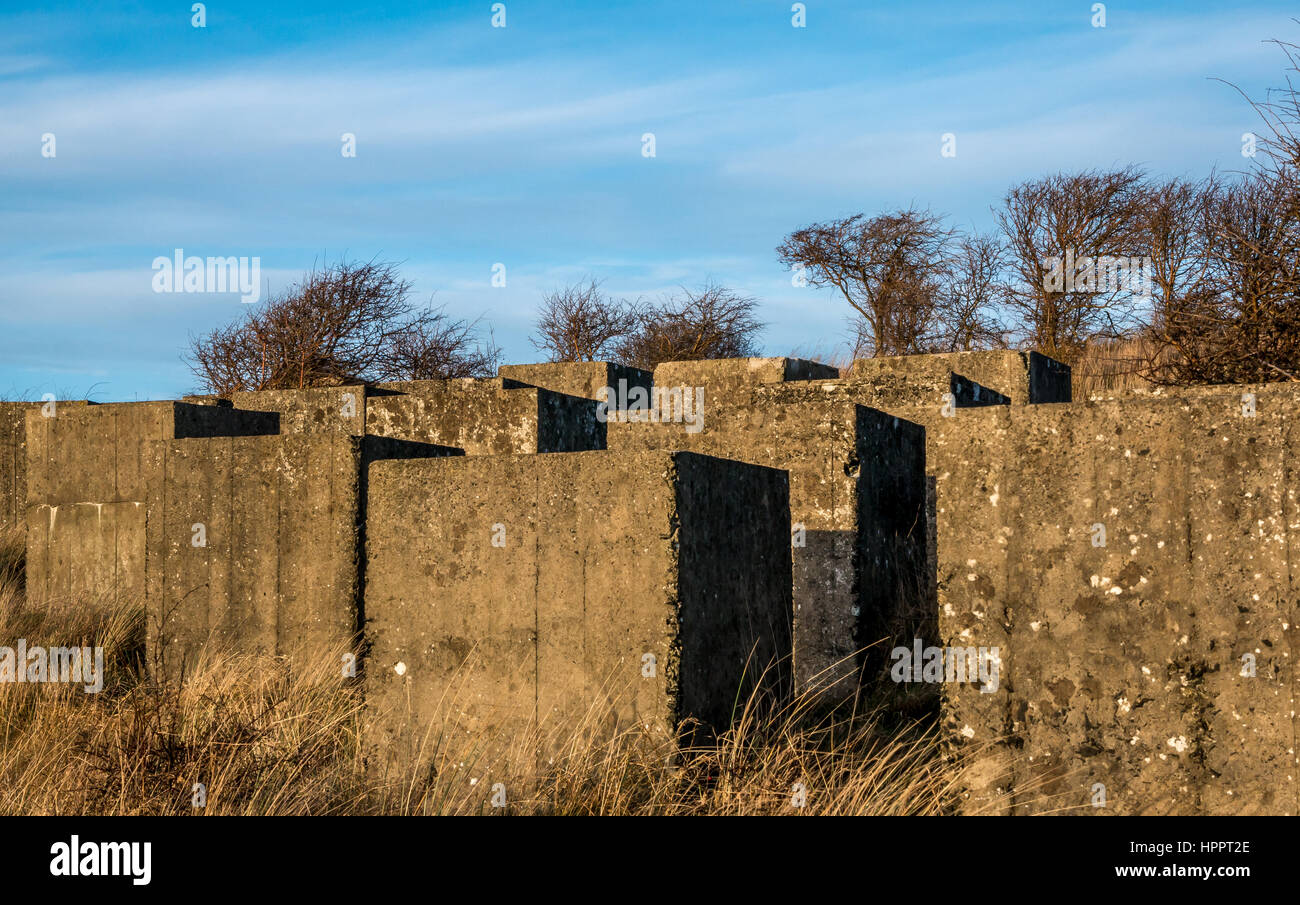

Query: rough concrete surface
[933,387,1299,815]
[143,433,451,676]
[850,350,1071,405]
[609,382,925,693]
[10,349,1298,815]
[498,361,652,404]
[24,401,277,606]
[362,450,791,772]
[0,400,89,534]
[367,379,602,453]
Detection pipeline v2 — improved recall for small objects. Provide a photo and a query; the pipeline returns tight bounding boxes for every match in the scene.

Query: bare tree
[1154,173,1300,383]
[1133,175,1216,328]
[531,279,639,362]
[1142,37,1300,385]
[615,282,764,370]
[188,258,499,394]
[933,233,1009,351]
[374,310,502,381]
[1226,36,1300,227]
[995,167,1148,362]
[777,209,953,356]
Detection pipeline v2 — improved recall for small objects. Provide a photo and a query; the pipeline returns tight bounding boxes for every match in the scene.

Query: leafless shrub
[1138,37,1300,385]
[1151,173,1300,384]
[374,313,501,381]
[530,279,640,362]
[933,233,1010,351]
[188,258,499,394]
[777,209,954,357]
[614,282,764,370]
[995,166,1148,362]
[1134,175,1217,326]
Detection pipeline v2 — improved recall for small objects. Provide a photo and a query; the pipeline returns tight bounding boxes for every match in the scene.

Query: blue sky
[0,0,1295,400]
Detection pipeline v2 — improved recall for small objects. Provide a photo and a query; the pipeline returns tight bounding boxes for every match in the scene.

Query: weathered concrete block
[227,386,369,435]
[25,499,146,610]
[833,371,1008,410]
[937,387,1300,815]
[363,450,792,770]
[652,357,838,414]
[498,361,651,405]
[366,379,601,453]
[850,350,1070,405]
[609,387,925,693]
[0,403,38,536]
[0,400,89,534]
[1026,351,1072,403]
[656,356,839,387]
[144,434,453,675]
[24,402,277,605]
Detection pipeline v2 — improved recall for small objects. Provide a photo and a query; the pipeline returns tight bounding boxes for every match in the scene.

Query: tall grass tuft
[0,530,1026,816]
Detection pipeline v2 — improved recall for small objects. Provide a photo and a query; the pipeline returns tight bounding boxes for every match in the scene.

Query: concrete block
[836,371,1008,410]
[655,357,838,388]
[0,400,89,534]
[937,387,1300,815]
[652,357,838,415]
[849,350,1070,405]
[609,387,925,693]
[498,361,651,405]
[366,379,601,453]
[24,402,277,605]
[362,450,792,771]
[228,386,369,435]
[144,434,453,675]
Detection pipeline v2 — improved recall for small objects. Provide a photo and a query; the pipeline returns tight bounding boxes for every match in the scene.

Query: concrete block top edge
[210,378,538,399]
[366,447,788,478]
[653,356,839,384]
[499,360,651,375]
[846,349,1031,373]
[1084,381,1300,402]
[21,398,275,428]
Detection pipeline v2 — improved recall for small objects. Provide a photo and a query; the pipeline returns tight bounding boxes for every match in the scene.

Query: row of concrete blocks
[933,384,1300,816]
[3,353,1060,774]
[30,350,1300,814]
[8,349,1299,814]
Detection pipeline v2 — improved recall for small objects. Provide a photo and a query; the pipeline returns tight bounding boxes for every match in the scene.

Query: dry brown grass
[1071,335,1173,398]
[0,528,1023,816]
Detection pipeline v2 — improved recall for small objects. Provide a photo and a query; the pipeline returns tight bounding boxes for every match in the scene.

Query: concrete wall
[144,433,451,675]
[934,386,1300,815]
[0,400,90,535]
[25,402,277,606]
[366,379,602,453]
[362,450,791,771]
[17,349,1299,815]
[608,376,926,693]
[838,370,1009,409]
[653,356,838,414]
[498,361,651,404]
[850,350,1071,405]
[604,356,1015,694]
[0,404,38,536]
[228,386,369,435]
[207,379,604,453]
